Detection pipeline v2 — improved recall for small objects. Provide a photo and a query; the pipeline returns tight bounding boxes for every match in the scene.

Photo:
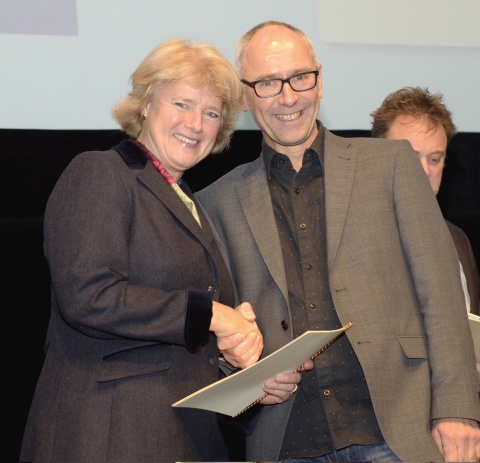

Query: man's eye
[175,102,187,109]
[258,80,274,88]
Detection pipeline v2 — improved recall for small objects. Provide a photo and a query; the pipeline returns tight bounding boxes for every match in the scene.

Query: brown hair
[370,86,457,143]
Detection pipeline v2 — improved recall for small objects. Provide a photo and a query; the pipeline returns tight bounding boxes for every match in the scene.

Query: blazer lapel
[113,138,211,249]
[138,164,214,247]
[235,158,289,304]
[324,131,357,272]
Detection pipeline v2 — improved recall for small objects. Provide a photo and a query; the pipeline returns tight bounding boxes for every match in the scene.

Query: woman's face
[138,80,223,181]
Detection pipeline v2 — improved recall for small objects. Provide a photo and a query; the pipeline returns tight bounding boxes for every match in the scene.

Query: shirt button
[306,263,313,270]
[299,223,307,229]
[323,389,331,396]
[294,187,301,195]
[281,320,289,330]
[309,301,317,308]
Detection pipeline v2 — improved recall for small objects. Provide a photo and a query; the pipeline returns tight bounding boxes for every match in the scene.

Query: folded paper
[173,322,352,417]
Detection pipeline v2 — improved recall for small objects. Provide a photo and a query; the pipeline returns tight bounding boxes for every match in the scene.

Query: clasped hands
[212,301,263,369]
[211,301,314,404]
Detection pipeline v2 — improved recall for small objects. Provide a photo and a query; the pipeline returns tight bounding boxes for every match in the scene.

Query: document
[468,312,480,361]
[172,322,352,417]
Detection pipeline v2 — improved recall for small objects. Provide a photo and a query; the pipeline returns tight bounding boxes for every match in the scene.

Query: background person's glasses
[241,70,319,98]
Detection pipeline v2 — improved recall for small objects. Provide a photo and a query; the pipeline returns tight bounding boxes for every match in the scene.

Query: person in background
[370,85,480,379]
[20,38,302,463]
[195,21,480,462]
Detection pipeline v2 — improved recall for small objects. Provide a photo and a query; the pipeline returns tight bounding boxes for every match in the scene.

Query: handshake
[210,301,313,404]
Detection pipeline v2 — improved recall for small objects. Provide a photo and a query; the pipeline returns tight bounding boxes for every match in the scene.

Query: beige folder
[172,322,352,417]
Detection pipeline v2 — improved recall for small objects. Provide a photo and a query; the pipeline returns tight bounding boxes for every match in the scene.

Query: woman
[20,38,299,463]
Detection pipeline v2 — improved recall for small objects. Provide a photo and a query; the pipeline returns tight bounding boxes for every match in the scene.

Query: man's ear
[317,64,323,100]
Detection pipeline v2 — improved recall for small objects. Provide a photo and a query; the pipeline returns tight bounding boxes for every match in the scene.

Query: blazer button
[281,320,288,330]
[207,285,216,295]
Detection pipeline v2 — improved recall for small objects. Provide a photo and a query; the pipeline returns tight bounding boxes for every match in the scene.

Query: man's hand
[259,359,314,405]
[213,302,263,369]
[432,417,480,462]
[220,330,263,369]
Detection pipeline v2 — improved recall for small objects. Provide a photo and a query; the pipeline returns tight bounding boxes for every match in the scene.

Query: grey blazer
[20,140,234,462]
[196,128,480,462]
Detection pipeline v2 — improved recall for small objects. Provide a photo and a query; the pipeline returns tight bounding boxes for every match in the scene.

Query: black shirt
[263,123,383,459]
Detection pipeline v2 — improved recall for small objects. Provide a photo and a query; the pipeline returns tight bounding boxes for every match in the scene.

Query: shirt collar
[262,120,325,179]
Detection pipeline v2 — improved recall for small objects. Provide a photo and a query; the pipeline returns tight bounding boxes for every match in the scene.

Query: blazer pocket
[397,336,428,359]
[97,343,171,382]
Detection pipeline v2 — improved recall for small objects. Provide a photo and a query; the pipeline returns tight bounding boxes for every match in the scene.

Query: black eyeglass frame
[240,69,320,98]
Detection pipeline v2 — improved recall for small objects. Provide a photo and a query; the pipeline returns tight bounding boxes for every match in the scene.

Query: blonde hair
[112,38,242,153]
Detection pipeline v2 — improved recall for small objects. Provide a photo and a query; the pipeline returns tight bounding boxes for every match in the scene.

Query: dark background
[2,128,479,462]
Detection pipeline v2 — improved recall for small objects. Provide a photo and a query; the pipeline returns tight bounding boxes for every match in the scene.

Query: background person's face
[387,115,447,196]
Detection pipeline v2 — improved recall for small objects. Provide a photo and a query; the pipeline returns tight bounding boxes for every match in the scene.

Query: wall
[1,0,480,131]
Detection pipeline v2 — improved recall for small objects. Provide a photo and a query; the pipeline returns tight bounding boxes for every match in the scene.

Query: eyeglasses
[241,70,319,98]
